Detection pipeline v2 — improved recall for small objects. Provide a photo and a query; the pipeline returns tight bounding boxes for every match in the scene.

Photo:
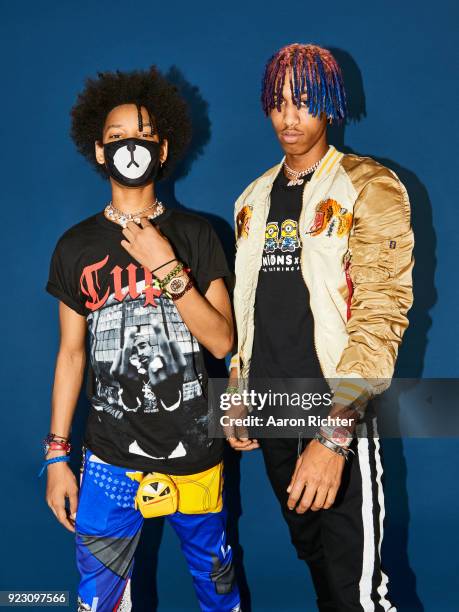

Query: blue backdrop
[1,1,458,610]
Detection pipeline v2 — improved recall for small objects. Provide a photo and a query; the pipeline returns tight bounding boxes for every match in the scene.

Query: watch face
[321,425,352,447]
[331,426,352,446]
[169,277,186,294]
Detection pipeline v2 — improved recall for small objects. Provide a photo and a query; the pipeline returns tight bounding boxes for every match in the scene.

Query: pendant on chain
[287,178,304,187]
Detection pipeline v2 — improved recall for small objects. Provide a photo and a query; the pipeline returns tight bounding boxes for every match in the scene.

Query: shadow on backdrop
[329,47,435,611]
[158,66,236,269]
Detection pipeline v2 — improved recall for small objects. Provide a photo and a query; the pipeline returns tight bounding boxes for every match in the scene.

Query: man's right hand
[227,437,259,451]
[223,396,259,452]
[46,460,79,533]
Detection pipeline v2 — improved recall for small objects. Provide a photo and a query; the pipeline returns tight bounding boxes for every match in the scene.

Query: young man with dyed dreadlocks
[42,67,240,611]
[228,44,414,610]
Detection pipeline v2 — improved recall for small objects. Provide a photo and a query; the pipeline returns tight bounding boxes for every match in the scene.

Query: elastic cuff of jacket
[332,377,372,408]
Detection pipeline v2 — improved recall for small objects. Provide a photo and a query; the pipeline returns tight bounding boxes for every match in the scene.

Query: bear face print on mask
[104,138,161,187]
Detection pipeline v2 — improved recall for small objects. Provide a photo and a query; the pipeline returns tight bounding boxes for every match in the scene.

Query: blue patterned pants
[75,449,240,611]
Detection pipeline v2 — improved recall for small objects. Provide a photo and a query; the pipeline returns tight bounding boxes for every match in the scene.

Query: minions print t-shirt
[250,169,323,379]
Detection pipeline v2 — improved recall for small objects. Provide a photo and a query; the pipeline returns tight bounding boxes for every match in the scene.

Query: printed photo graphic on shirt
[236,204,253,239]
[261,218,301,272]
[306,198,353,238]
[84,265,207,461]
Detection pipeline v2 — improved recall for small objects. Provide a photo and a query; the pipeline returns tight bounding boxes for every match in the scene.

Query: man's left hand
[286,439,346,513]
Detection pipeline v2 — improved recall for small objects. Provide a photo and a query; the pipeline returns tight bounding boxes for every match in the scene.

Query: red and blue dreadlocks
[261,43,347,123]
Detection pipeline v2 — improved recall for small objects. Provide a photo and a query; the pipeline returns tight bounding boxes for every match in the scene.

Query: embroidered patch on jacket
[236,205,253,239]
[307,199,353,238]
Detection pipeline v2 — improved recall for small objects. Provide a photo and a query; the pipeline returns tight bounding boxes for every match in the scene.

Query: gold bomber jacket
[231,146,414,406]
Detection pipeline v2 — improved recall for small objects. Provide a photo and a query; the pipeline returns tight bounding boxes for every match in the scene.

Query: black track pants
[259,417,395,612]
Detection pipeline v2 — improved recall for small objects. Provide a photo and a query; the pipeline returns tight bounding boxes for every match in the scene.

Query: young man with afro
[228,44,414,610]
[42,66,241,612]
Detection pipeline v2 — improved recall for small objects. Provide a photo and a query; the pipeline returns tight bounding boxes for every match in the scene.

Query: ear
[160,139,169,164]
[95,141,105,166]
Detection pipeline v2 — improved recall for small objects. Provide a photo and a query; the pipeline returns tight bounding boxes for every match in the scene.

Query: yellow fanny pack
[127,462,223,519]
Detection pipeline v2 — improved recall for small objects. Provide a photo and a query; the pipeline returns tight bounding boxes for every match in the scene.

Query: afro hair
[70,66,192,180]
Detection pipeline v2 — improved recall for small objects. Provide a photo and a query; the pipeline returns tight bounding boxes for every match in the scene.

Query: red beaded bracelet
[43,433,72,456]
[48,441,71,453]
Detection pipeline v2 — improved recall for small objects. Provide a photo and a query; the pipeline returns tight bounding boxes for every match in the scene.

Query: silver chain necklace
[104,199,165,227]
[284,148,329,186]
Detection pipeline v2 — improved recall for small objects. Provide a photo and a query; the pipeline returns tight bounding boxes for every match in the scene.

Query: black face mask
[103,138,161,187]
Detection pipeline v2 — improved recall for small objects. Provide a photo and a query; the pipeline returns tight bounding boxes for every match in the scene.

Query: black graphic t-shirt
[250,170,323,379]
[46,208,230,474]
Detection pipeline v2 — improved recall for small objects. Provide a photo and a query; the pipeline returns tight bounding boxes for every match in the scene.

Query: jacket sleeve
[333,172,414,406]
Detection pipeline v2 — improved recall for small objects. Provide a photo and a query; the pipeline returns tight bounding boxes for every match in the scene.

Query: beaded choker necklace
[104,199,165,227]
